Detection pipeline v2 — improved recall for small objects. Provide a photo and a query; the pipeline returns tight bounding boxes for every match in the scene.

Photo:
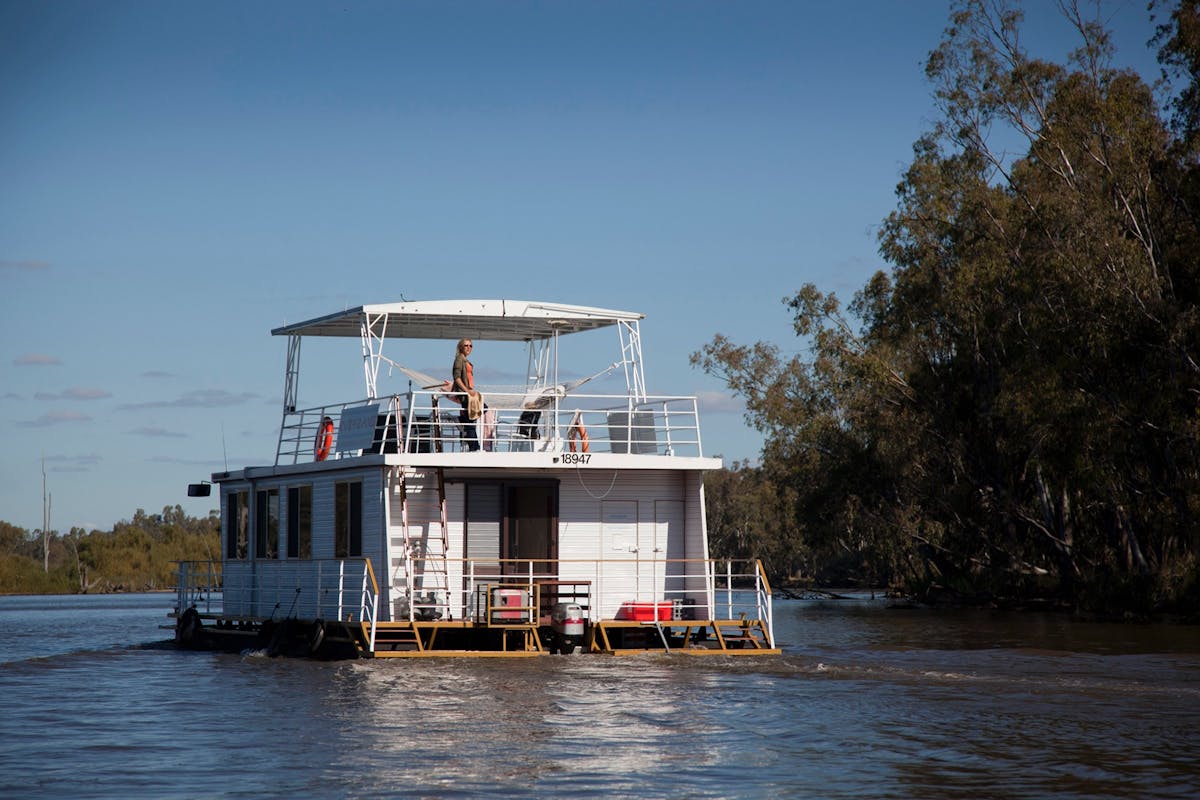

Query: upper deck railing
[275,389,706,464]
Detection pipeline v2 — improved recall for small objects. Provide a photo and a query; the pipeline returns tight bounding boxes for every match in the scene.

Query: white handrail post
[527,560,535,621]
[725,560,733,619]
[315,561,323,620]
[337,560,346,622]
[467,560,475,622]
[359,561,367,620]
[406,552,415,622]
[660,399,673,456]
[361,560,377,652]
[278,333,302,465]
[765,584,775,648]
[177,561,188,613]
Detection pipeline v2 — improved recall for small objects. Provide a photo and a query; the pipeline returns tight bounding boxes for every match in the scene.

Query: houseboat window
[226,490,249,560]
[287,485,312,559]
[255,489,280,559]
[335,480,362,558]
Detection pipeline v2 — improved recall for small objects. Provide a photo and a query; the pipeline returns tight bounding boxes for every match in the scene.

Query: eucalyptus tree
[696,0,1200,611]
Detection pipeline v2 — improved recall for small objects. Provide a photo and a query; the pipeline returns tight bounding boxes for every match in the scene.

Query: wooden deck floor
[360,617,780,658]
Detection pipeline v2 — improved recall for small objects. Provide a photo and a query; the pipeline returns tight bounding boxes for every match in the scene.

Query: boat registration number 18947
[558,453,591,465]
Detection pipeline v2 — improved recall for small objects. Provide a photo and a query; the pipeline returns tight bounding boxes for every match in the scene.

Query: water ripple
[1,595,1198,799]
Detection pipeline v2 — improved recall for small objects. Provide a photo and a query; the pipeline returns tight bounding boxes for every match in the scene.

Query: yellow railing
[361,557,379,652]
[755,559,775,648]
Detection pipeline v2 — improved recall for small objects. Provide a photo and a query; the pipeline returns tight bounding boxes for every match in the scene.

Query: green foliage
[696,1,1200,614]
[704,460,804,580]
[0,506,219,595]
[1154,0,1200,144]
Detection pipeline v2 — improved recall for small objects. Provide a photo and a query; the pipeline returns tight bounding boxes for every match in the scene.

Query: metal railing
[179,556,772,651]
[175,558,379,644]
[174,559,223,617]
[390,556,774,645]
[739,559,774,647]
[274,391,706,463]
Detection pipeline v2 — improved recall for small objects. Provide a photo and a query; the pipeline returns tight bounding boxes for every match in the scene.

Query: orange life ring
[568,420,589,453]
[314,416,334,461]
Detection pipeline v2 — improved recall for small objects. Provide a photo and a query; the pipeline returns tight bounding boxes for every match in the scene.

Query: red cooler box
[481,587,530,623]
[615,601,674,621]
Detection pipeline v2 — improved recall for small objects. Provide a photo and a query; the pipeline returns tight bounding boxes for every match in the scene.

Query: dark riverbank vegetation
[697,1,1200,619]
[0,507,219,594]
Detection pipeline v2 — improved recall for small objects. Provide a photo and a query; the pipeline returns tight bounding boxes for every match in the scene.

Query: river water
[0,593,1197,799]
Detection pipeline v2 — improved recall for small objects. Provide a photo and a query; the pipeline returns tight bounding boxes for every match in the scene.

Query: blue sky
[0,1,1165,533]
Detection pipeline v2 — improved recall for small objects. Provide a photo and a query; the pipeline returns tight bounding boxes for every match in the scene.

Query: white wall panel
[217,463,714,623]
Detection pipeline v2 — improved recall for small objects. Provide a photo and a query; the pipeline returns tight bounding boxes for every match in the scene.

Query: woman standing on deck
[452,338,481,451]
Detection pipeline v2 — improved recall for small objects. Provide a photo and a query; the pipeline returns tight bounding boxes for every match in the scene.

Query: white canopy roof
[272,299,644,341]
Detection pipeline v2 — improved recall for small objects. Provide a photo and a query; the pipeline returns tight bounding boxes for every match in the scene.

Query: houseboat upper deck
[175,298,779,657]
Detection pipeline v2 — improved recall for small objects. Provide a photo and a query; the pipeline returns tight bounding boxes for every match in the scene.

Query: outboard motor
[550,602,585,654]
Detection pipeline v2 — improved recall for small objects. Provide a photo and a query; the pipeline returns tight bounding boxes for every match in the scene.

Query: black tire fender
[176,607,201,647]
[267,619,292,657]
[308,619,326,655]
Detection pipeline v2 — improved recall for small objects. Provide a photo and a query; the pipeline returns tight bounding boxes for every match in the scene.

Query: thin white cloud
[14,353,62,366]
[34,387,112,401]
[472,366,537,384]
[44,453,102,467]
[130,426,188,438]
[0,259,50,272]
[696,390,745,414]
[64,387,111,400]
[147,455,229,466]
[21,410,92,427]
[118,389,259,410]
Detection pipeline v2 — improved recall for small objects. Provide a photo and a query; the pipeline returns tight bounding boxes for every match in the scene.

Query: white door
[655,500,683,612]
[601,500,638,615]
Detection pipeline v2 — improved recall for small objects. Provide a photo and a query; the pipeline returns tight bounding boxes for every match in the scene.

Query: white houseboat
[174,299,778,657]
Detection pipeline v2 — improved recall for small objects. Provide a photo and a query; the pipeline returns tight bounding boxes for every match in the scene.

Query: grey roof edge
[271,299,645,340]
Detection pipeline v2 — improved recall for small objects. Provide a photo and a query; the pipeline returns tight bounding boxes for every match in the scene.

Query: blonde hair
[457,338,472,352]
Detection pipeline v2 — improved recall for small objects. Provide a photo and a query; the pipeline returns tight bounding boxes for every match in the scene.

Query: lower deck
[172,556,780,658]
[174,611,780,658]
[365,616,778,657]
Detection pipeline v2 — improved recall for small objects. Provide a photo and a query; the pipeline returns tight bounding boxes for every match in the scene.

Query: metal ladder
[397,467,450,621]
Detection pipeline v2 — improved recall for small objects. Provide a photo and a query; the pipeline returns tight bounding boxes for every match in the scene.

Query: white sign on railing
[337,404,380,453]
